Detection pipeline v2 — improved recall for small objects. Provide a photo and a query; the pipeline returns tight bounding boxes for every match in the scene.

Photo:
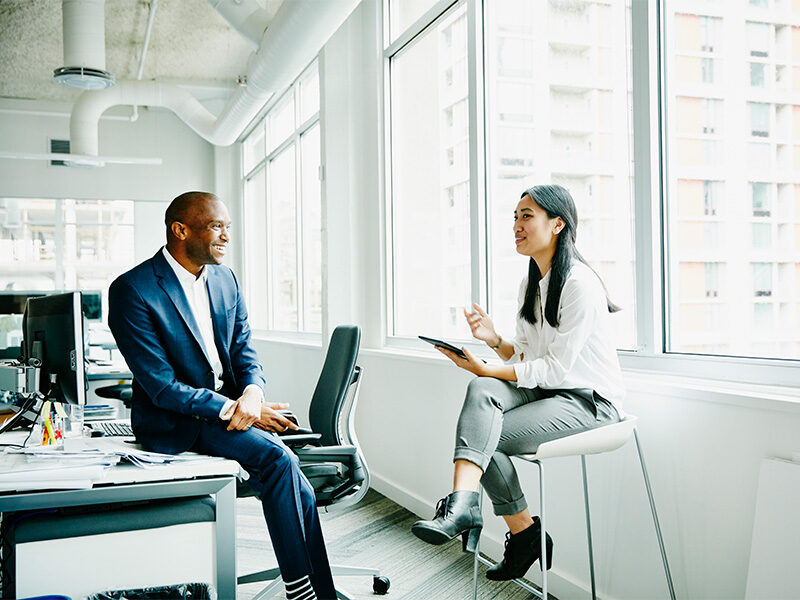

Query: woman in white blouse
[411,184,624,581]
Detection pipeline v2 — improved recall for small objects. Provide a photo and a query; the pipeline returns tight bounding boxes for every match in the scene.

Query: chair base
[239,564,387,600]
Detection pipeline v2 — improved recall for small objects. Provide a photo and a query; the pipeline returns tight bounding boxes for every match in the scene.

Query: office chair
[238,325,390,599]
[95,383,133,406]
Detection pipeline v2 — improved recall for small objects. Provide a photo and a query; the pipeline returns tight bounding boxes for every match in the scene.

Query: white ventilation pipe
[207,0,271,50]
[70,0,360,156]
[62,0,106,69]
[55,0,114,89]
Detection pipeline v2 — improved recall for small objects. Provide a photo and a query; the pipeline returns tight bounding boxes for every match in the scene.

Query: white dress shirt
[162,247,262,418]
[505,260,625,412]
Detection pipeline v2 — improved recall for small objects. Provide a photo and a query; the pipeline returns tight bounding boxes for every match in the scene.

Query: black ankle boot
[411,491,483,553]
[486,517,553,581]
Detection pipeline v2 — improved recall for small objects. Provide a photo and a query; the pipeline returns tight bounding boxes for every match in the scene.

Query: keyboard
[93,421,134,437]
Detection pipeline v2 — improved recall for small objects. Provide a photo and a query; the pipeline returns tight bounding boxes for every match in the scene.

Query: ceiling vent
[50,139,71,166]
[53,0,115,90]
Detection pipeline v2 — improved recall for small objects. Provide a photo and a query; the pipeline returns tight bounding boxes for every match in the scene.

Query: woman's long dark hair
[518,184,621,327]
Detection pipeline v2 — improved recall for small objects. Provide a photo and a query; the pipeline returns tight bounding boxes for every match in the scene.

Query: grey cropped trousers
[453,377,619,516]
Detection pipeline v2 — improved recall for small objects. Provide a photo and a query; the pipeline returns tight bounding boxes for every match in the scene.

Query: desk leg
[216,478,237,599]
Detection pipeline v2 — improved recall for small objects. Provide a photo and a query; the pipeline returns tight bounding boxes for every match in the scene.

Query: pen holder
[38,412,65,448]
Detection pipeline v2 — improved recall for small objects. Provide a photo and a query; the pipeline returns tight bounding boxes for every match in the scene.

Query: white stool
[471,415,676,600]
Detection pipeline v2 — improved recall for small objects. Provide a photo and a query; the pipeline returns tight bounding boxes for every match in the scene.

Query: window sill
[359,347,800,414]
[252,330,322,349]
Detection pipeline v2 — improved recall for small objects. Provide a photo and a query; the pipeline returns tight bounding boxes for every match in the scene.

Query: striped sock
[284,575,317,600]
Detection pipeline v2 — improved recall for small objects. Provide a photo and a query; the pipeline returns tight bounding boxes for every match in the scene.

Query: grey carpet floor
[236,488,549,600]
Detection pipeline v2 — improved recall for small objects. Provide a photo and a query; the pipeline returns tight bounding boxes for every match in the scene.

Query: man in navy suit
[108,191,335,600]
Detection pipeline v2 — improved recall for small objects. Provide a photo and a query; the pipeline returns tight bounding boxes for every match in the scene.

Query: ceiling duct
[70,0,359,157]
[54,0,115,90]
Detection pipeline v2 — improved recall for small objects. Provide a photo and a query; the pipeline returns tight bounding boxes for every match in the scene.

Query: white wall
[251,2,800,599]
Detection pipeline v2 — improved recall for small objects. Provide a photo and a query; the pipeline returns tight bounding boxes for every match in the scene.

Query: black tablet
[418,335,468,359]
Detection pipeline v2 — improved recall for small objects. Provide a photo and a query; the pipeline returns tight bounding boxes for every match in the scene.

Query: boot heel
[539,537,554,571]
[462,527,482,553]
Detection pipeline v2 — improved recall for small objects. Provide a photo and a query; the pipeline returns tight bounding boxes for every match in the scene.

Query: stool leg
[581,455,597,600]
[472,488,483,600]
[538,460,547,600]
[633,428,677,600]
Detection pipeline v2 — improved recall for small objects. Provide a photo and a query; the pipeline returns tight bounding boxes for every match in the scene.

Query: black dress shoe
[486,516,553,581]
[411,491,483,553]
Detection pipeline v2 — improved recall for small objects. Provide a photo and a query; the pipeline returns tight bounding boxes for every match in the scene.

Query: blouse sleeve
[512,273,603,388]
[505,278,529,365]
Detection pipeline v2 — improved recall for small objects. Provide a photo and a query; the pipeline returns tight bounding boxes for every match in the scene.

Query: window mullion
[631,0,663,354]
[295,134,305,332]
[467,0,486,310]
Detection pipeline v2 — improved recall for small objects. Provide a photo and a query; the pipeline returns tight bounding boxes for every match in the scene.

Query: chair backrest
[308,325,361,446]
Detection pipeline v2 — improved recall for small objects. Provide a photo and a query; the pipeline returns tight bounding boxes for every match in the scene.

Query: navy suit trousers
[191,421,336,599]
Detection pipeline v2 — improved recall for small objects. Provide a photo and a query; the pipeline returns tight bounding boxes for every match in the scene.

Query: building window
[747,21,770,57]
[705,262,720,297]
[703,180,718,216]
[241,60,321,334]
[752,223,772,248]
[752,182,771,216]
[753,262,773,296]
[750,62,766,87]
[750,102,770,137]
[701,57,715,83]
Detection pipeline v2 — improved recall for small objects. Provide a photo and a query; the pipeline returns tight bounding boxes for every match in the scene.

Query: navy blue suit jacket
[108,250,266,454]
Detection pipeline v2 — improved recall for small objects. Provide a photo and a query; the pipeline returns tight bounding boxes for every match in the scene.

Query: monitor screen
[0,291,47,316]
[81,290,102,321]
[22,292,87,405]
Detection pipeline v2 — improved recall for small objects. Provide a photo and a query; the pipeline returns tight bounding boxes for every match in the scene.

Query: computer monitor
[22,291,87,405]
[81,290,102,321]
[0,291,47,316]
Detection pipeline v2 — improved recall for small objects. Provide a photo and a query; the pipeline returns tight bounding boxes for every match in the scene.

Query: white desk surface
[0,431,242,493]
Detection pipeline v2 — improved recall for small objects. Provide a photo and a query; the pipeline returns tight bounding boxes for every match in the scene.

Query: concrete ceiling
[0,0,283,107]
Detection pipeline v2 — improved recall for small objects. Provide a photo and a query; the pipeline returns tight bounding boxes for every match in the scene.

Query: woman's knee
[464,377,503,410]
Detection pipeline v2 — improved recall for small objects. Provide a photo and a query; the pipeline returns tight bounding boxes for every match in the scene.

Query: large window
[242,61,321,334]
[388,1,471,339]
[385,0,800,375]
[484,0,635,346]
[666,3,800,361]
[386,0,635,349]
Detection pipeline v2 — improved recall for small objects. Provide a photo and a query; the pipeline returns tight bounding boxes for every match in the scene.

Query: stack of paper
[0,460,112,492]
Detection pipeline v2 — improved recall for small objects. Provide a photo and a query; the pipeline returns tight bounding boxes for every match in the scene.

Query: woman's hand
[464,303,500,347]
[436,345,488,377]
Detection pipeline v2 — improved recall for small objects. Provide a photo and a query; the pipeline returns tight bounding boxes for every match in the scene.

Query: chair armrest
[294,445,357,463]
[278,426,314,436]
[279,432,322,446]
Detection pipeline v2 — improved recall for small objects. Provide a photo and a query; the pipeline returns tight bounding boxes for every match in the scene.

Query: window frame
[241,60,322,341]
[380,0,800,387]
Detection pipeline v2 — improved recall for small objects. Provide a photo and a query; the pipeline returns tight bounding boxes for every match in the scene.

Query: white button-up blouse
[505,260,625,412]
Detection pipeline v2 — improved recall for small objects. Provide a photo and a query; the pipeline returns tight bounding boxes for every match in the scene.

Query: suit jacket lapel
[152,251,213,368]
[206,268,230,357]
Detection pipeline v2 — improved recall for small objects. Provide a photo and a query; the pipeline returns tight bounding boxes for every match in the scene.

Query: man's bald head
[165,191,219,240]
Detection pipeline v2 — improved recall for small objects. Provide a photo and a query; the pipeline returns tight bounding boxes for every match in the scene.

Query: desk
[0,436,240,598]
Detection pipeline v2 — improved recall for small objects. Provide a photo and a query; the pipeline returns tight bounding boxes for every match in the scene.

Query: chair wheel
[373,575,390,594]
